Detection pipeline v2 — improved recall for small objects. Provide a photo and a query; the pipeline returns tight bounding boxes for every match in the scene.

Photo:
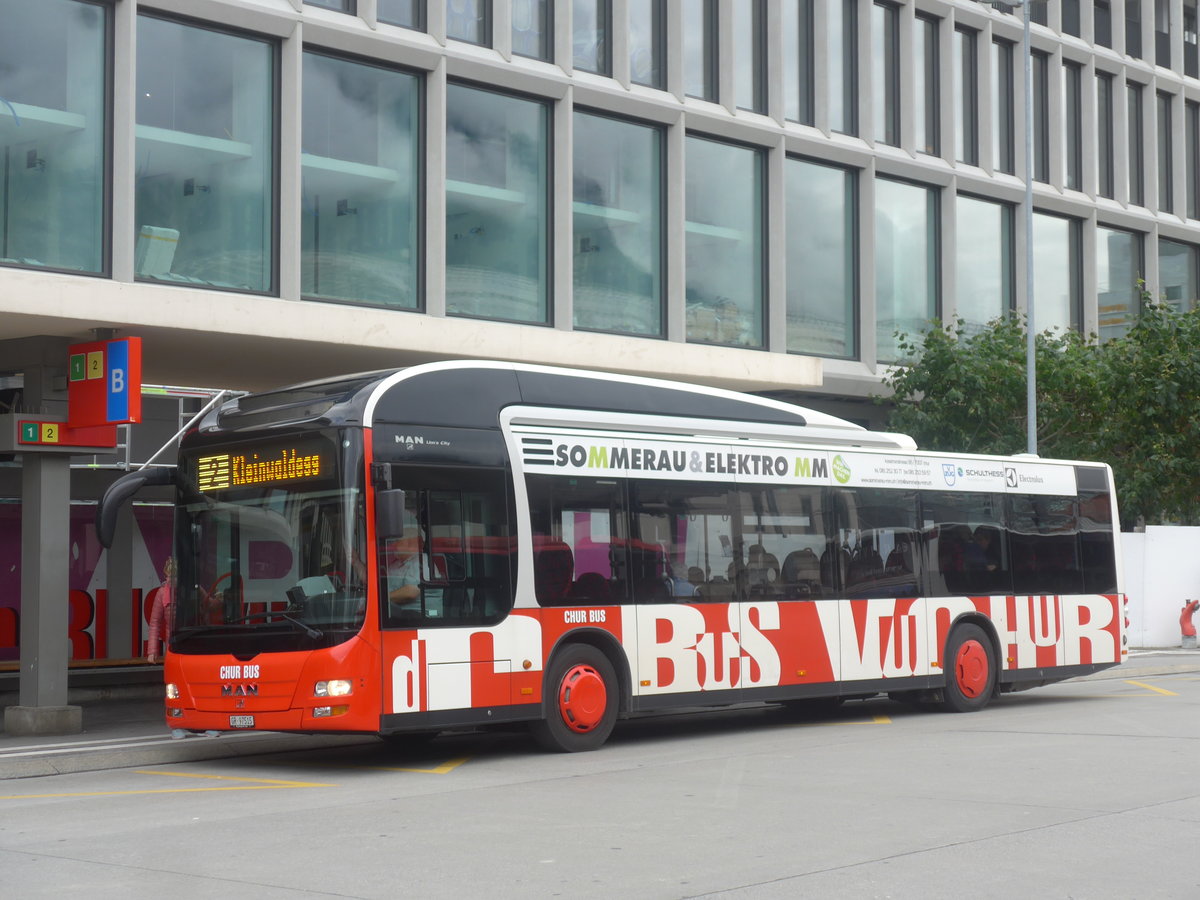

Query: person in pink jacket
[146,557,177,664]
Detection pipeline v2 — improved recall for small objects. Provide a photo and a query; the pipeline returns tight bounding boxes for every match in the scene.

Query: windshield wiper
[229,608,323,640]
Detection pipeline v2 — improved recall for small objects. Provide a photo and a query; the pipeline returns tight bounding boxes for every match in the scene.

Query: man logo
[942,463,957,486]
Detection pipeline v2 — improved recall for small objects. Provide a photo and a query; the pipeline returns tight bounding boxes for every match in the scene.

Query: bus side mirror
[96,467,178,548]
[376,489,407,539]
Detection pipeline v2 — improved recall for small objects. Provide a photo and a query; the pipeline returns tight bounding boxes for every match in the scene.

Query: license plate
[228,715,255,729]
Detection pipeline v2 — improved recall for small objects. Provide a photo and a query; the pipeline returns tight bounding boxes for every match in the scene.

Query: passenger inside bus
[384,538,421,606]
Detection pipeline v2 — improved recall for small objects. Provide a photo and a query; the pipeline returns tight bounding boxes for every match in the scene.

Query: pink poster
[0,503,173,663]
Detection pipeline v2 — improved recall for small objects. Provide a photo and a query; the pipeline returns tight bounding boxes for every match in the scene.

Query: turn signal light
[312,705,350,718]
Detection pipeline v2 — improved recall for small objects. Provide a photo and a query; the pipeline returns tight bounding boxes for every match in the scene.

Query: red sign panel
[68,337,143,427]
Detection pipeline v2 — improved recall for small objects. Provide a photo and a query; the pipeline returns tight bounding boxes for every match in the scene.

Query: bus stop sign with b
[68,336,143,430]
[0,338,142,455]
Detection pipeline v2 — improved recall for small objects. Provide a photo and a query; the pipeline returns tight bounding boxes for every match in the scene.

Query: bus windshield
[171,430,368,655]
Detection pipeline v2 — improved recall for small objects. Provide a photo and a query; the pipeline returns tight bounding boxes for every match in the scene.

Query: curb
[1081,662,1200,681]
[0,732,379,781]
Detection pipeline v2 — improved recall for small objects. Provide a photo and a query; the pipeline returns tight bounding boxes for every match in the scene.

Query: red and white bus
[97,361,1127,751]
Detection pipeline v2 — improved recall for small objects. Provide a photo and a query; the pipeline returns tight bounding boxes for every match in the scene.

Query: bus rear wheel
[531,644,618,752]
[942,623,996,713]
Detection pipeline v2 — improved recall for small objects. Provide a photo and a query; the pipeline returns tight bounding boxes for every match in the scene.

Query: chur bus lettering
[94,361,1127,753]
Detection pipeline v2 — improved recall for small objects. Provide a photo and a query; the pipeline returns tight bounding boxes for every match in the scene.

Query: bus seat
[533,540,574,605]
[568,571,611,604]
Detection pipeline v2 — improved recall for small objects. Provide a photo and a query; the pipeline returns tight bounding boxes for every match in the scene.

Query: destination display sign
[513,428,1082,497]
[195,440,331,492]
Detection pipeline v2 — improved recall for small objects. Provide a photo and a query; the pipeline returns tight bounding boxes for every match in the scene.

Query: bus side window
[839,488,920,599]
[381,469,514,626]
[1008,494,1083,595]
[1079,490,1117,593]
[526,474,629,606]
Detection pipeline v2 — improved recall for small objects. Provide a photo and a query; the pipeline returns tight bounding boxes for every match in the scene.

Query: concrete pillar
[4,452,81,735]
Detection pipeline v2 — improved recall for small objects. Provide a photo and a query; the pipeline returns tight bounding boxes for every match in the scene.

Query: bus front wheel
[531,644,618,752]
[942,623,996,713]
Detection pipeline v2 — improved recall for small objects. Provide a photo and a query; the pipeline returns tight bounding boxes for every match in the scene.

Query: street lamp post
[993,0,1037,455]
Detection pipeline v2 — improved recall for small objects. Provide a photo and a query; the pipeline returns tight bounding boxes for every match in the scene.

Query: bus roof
[200,361,916,450]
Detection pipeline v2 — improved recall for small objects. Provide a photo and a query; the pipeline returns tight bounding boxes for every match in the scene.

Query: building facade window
[875,177,938,362]
[1129,82,1145,206]
[307,0,355,12]
[829,0,858,136]
[1155,0,1171,68]
[378,1,423,29]
[1158,238,1198,311]
[135,15,275,293]
[956,195,1012,334]
[955,27,978,166]
[1187,0,1199,78]
[1188,100,1200,219]
[685,135,763,348]
[1032,212,1080,332]
[573,112,663,336]
[915,15,939,157]
[1063,0,1082,35]
[629,0,664,89]
[683,0,717,101]
[1096,1,1113,47]
[445,83,548,323]
[783,1,815,125]
[1098,72,1115,199]
[1032,51,1050,183]
[1096,225,1143,341]
[573,0,611,75]
[512,0,552,61]
[0,0,107,275]
[1127,0,1143,59]
[873,3,900,147]
[300,52,419,309]
[733,0,765,113]
[785,157,856,359]
[993,39,1013,174]
[447,0,490,45]
[1064,62,1083,192]
[1158,92,1174,213]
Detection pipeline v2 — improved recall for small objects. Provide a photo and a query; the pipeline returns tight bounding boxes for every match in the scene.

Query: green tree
[879,305,1200,528]
[1092,299,1200,526]
[882,317,1104,460]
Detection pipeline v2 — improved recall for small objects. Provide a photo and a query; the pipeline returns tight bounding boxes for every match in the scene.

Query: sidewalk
[2,650,1198,781]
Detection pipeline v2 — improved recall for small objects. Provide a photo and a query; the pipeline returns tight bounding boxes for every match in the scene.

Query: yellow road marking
[1123,679,1179,696]
[0,770,334,801]
[796,715,892,727]
[326,756,471,774]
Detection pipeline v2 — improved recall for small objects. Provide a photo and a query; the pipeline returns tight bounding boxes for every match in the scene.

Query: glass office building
[3,0,1200,409]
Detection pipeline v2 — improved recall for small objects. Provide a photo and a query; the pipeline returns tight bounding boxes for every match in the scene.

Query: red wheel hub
[954,640,989,698]
[557,664,607,733]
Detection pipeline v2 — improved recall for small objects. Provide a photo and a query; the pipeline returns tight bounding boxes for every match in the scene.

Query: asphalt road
[2,657,1199,899]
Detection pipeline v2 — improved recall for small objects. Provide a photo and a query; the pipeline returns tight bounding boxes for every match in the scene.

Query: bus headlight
[166,683,180,700]
[315,679,352,697]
